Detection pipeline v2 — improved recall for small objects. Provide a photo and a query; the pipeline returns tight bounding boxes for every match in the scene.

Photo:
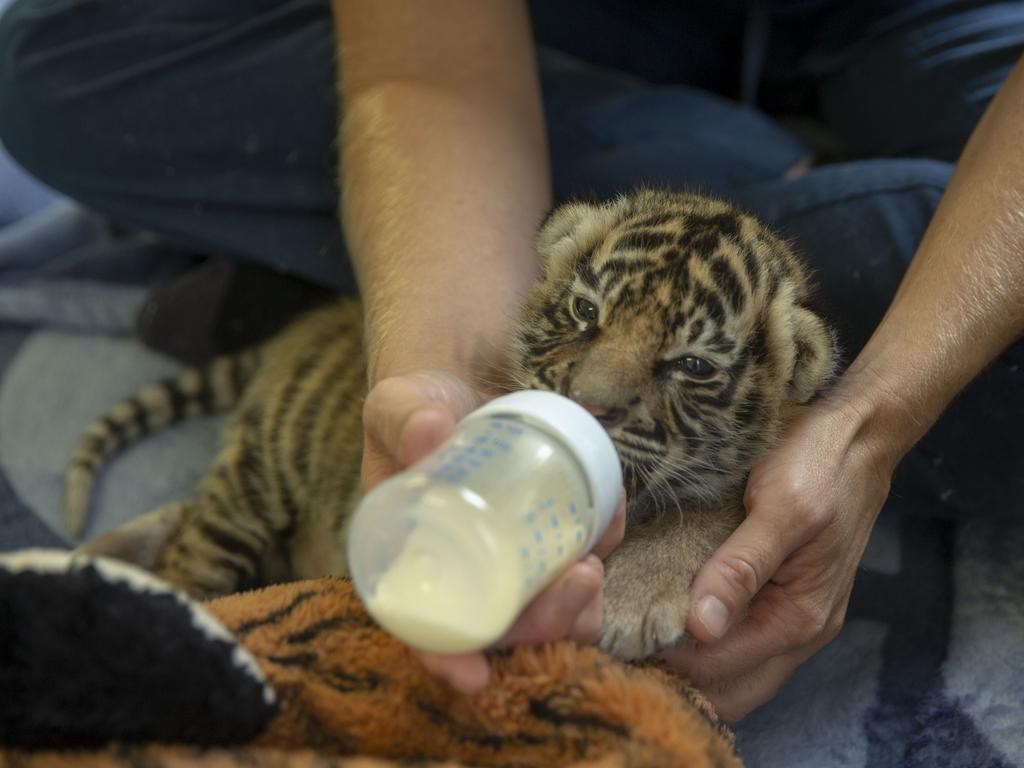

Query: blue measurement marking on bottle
[430,429,506,484]
[534,529,543,543]
[494,440,512,451]
[576,530,583,543]
[569,502,577,516]
[550,514,559,528]
[430,464,467,485]
[526,511,536,524]
[505,423,524,435]
[521,546,529,559]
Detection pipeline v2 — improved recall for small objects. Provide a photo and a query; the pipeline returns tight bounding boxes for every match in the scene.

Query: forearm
[342,87,549,383]
[834,57,1024,464]
[334,1,551,384]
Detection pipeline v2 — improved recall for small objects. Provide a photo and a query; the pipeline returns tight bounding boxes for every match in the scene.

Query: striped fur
[73,298,367,598]
[514,189,837,516]
[512,189,838,658]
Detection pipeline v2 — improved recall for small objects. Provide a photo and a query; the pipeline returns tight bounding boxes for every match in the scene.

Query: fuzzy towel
[0,549,740,767]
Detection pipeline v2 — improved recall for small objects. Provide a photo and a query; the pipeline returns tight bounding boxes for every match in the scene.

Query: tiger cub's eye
[572,296,599,325]
[678,355,716,378]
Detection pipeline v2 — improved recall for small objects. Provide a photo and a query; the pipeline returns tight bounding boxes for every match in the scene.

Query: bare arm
[840,57,1024,448]
[332,2,620,693]
[668,57,1024,721]
[335,0,550,383]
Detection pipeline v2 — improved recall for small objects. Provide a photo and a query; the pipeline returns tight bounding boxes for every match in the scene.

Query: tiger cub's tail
[63,349,262,541]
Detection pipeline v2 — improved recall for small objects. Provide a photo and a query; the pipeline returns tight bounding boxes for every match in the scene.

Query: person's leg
[737,159,951,355]
[0,144,55,229]
[736,160,1024,516]
[0,0,814,368]
[539,49,809,204]
[0,0,809,287]
[530,0,749,94]
[0,0,351,290]
[806,0,1024,161]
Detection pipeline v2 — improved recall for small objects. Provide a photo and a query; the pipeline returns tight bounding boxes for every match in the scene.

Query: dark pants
[0,0,1022,514]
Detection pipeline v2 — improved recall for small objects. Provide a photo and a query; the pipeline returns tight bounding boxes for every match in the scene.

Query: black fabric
[136,258,336,365]
[0,561,276,748]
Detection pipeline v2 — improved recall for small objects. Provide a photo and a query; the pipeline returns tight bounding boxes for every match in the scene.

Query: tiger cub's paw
[597,554,691,661]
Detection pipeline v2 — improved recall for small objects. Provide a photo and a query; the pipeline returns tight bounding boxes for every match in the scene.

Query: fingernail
[452,661,490,694]
[421,653,490,694]
[564,568,599,614]
[569,593,603,644]
[696,596,731,639]
[580,553,604,577]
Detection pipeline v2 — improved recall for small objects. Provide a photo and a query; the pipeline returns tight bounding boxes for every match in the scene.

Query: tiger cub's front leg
[598,506,741,660]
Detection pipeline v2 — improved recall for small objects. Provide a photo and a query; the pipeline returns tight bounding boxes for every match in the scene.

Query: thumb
[362,373,483,481]
[686,505,807,643]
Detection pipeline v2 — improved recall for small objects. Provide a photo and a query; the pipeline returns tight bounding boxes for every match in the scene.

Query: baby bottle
[347,390,622,654]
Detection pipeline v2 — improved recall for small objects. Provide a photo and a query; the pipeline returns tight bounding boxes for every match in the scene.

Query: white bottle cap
[467,390,622,551]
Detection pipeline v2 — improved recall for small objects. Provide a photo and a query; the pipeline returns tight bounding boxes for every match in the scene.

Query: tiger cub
[511,190,836,658]
[69,189,836,661]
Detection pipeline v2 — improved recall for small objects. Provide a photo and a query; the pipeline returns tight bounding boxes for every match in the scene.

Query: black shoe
[136,259,337,366]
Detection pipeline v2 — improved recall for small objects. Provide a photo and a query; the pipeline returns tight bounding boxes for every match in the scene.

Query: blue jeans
[0,0,1021,514]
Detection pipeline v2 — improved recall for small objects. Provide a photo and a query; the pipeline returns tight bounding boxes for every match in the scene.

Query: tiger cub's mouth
[575,403,627,429]
[568,400,666,473]
[530,373,664,472]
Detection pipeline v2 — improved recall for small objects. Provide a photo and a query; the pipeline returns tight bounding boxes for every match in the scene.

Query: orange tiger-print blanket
[1,575,741,767]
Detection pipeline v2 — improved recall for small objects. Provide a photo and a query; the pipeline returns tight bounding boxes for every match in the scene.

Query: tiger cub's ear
[537,202,600,253]
[536,200,622,279]
[786,305,838,403]
[767,292,839,404]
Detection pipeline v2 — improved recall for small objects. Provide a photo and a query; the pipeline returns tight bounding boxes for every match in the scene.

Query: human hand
[361,371,627,693]
[659,399,899,721]
[361,370,485,494]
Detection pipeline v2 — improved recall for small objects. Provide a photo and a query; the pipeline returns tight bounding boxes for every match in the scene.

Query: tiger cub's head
[512,190,837,514]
